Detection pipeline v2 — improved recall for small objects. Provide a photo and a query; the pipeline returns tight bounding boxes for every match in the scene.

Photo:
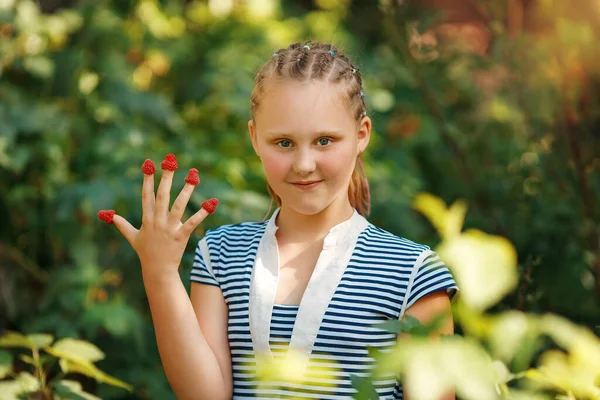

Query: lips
[291,180,321,185]
[290,180,323,190]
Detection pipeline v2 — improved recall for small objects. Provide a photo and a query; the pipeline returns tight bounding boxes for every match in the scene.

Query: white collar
[264,207,365,247]
[249,206,369,379]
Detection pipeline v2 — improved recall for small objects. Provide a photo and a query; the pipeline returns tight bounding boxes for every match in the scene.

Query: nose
[292,148,316,176]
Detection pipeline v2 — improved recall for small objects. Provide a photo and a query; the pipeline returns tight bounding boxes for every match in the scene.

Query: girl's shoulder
[203,219,432,256]
[362,222,431,254]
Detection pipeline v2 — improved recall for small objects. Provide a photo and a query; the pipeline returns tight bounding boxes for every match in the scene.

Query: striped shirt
[190,208,458,399]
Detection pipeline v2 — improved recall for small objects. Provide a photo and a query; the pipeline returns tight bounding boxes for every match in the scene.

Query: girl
[105,41,458,400]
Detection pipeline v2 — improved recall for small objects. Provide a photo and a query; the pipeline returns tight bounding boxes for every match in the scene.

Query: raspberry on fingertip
[185,168,200,186]
[201,198,219,214]
[141,159,156,175]
[161,154,178,171]
[98,210,116,224]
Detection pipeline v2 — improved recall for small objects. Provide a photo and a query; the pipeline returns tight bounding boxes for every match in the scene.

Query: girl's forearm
[142,271,231,400]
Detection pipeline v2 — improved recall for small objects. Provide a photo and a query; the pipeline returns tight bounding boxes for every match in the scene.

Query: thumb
[112,215,139,247]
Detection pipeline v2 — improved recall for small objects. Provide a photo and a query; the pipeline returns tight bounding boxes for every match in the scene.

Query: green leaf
[53,380,102,400]
[0,380,21,400]
[0,372,40,399]
[437,229,518,311]
[53,380,90,400]
[377,336,501,400]
[489,311,536,363]
[0,331,34,349]
[20,354,35,366]
[23,56,55,79]
[375,315,422,334]
[376,314,447,338]
[0,349,12,379]
[0,331,54,351]
[413,193,467,240]
[27,333,54,349]
[350,375,380,400]
[58,359,133,392]
[46,338,105,363]
[101,303,137,337]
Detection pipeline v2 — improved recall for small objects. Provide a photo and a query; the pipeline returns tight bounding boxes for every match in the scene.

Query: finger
[141,160,156,222]
[112,215,139,247]
[168,182,195,226]
[155,154,178,221]
[179,198,218,237]
[169,168,200,225]
[180,208,209,237]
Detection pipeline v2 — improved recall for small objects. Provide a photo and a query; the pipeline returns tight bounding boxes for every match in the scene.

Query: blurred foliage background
[1,0,599,398]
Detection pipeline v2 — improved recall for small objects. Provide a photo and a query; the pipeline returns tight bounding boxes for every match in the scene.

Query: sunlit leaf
[375,336,501,400]
[246,0,278,20]
[525,349,600,399]
[505,389,553,400]
[491,360,512,384]
[0,372,40,399]
[437,229,518,311]
[79,71,99,95]
[489,311,537,363]
[255,348,341,389]
[20,354,35,366]
[27,333,54,349]
[47,338,105,363]
[413,193,466,240]
[54,379,102,400]
[0,380,21,400]
[0,331,34,349]
[59,359,133,391]
[15,0,40,31]
[540,314,600,372]
[23,56,54,78]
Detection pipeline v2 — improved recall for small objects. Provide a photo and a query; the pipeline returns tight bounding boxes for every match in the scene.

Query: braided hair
[250,41,371,217]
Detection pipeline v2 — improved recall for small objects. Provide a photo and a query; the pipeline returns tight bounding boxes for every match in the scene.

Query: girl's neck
[274,200,355,244]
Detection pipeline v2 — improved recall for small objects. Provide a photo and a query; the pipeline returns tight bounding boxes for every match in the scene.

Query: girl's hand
[98,154,218,283]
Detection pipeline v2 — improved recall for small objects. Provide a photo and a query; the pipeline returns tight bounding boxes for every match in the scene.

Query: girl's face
[248,80,371,216]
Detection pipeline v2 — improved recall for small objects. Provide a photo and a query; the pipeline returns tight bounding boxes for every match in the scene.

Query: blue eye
[317,138,331,146]
[277,139,292,148]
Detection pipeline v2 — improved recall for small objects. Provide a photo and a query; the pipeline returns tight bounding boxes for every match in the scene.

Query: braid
[289,45,312,79]
[251,41,367,121]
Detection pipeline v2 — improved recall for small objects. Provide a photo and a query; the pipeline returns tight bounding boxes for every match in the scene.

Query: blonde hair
[250,41,371,218]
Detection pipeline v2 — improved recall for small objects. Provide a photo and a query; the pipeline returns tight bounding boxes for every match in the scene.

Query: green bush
[1,0,598,398]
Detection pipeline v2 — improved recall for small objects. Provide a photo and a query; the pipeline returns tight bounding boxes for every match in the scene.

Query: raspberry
[161,154,178,171]
[201,198,219,214]
[141,159,156,175]
[98,210,115,224]
[184,168,200,186]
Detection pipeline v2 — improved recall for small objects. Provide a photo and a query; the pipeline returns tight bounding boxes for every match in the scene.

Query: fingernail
[201,198,219,214]
[98,210,116,224]
[161,154,178,171]
[185,168,200,185]
[141,159,156,175]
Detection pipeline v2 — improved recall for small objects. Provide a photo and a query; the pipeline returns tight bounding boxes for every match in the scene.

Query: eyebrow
[264,130,344,137]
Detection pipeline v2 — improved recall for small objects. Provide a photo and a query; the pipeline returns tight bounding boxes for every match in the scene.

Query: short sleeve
[402,249,458,315]
[190,236,219,287]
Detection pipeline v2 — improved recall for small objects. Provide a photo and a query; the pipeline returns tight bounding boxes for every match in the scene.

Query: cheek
[260,152,289,181]
[320,148,356,179]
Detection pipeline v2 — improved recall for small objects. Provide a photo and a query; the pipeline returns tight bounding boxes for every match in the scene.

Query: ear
[248,120,260,156]
[357,116,372,154]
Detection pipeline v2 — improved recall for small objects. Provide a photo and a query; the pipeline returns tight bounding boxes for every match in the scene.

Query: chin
[284,196,344,217]
[276,195,326,216]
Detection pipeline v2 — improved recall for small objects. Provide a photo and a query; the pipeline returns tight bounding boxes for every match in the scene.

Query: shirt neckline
[264,207,363,248]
